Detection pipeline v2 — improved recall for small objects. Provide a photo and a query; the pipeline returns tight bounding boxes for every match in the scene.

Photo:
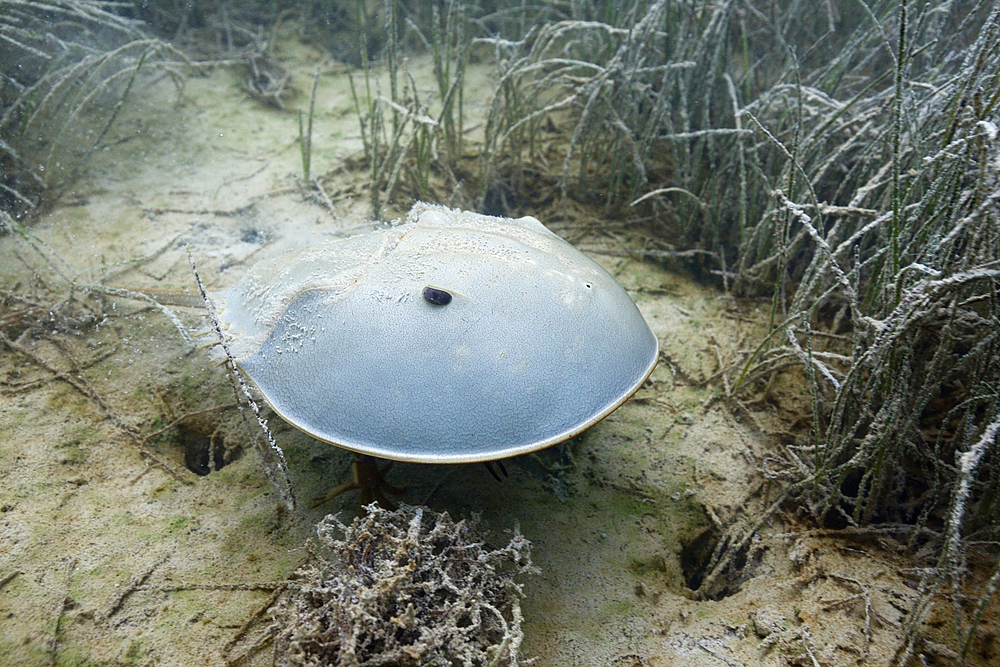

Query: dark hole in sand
[680,523,721,593]
[179,421,241,476]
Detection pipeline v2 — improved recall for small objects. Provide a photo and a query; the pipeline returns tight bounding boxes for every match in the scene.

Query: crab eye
[422,286,453,305]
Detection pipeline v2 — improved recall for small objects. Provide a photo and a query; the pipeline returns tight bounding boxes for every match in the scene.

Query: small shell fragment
[210,203,658,463]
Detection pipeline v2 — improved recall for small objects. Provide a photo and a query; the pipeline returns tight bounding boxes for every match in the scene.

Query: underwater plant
[0,0,186,218]
[473,0,1000,659]
[270,504,534,667]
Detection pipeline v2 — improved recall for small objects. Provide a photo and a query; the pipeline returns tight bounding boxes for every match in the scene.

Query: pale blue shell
[212,204,658,463]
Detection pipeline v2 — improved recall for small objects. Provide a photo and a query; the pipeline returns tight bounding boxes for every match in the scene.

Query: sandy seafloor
[2,34,994,667]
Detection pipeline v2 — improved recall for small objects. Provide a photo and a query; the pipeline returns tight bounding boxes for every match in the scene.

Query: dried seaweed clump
[270,504,535,667]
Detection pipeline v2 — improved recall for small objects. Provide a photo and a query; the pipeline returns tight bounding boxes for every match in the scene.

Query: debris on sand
[271,504,535,667]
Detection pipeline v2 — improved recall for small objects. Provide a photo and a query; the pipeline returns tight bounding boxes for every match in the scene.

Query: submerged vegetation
[271,505,533,667]
[443,2,1000,661]
[2,0,999,663]
[0,0,188,217]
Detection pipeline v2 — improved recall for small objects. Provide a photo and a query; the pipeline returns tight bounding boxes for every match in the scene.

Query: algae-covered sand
[1,36,987,667]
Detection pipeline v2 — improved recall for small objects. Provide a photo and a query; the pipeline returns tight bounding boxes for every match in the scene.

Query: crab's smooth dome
[211,203,658,463]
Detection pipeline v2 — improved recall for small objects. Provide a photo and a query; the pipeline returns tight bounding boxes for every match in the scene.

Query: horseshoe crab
[209,203,658,466]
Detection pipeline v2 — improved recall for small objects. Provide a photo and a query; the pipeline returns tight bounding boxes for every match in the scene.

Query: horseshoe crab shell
[211,203,658,464]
